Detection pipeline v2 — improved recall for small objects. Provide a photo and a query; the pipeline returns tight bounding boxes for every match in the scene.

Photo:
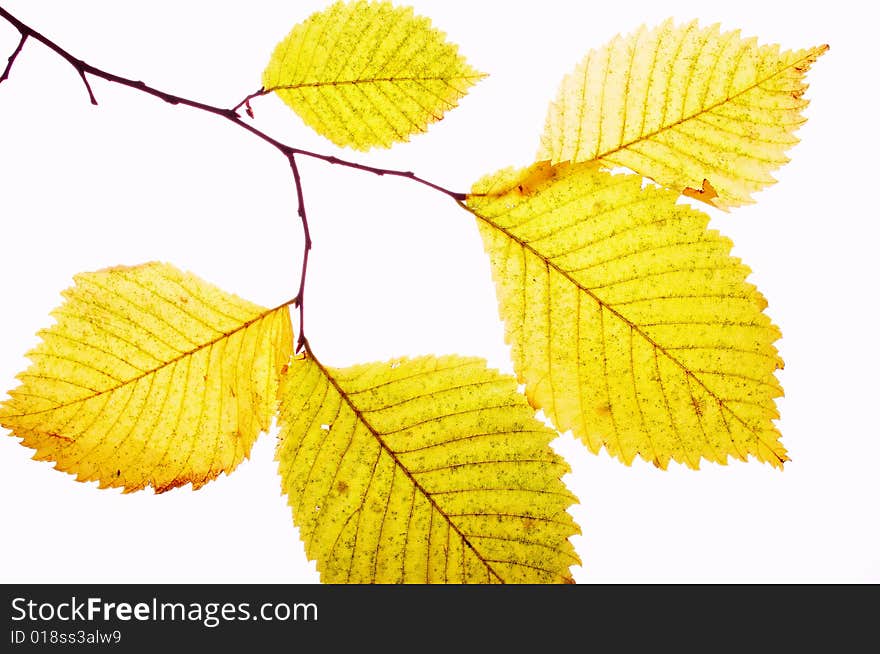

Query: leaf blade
[539,20,827,209]
[467,161,785,469]
[276,353,580,583]
[262,0,485,150]
[0,262,293,492]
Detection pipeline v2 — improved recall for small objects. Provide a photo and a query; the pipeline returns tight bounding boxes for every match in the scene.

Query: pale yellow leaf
[277,353,580,583]
[0,262,293,492]
[467,162,785,469]
[262,0,485,150]
[539,20,828,209]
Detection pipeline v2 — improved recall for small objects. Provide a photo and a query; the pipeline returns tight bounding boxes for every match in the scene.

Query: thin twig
[288,154,312,353]
[232,87,266,118]
[291,151,468,202]
[0,31,25,83]
[77,66,97,104]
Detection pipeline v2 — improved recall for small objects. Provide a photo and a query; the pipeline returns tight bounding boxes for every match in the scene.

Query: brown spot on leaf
[682,178,718,204]
[336,481,349,494]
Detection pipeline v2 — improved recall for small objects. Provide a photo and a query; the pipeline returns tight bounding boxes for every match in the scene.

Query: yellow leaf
[0,262,293,492]
[276,353,580,583]
[538,20,828,209]
[467,162,785,469]
[262,0,485,151]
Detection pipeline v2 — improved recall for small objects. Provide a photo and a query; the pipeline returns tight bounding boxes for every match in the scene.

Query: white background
[0,0,876,584]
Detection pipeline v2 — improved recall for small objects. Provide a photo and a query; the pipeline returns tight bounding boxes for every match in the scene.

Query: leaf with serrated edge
[276,353,580,583]
[0,262,293,492]
[262,0,485,151]
[467,161,785,469]
[539,19,827,209]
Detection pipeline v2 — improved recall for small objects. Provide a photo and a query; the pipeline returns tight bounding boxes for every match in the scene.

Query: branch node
[232,88,266,119]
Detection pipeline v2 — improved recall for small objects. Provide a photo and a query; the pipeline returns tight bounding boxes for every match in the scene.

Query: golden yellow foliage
[0,263,293,492]
[262,0,484,150]
[539,20,828,209]
[0,4,832,585]
[467,162,785,469]
[276,353,580,583]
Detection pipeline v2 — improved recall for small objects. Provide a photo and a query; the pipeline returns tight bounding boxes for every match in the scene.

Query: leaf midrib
[266,74,485,93]
[1,302,292,420]
[308,351,518,584]
[583,47,825,167]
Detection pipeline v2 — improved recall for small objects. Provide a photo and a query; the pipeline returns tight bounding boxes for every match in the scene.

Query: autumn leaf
[539,20,827,209]
[276,352,580,583]
[262,0,485,151]
[467,161,785,469]
[0,262,293,492]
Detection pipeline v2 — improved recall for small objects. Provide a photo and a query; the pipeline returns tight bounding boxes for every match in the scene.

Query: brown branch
[288,154,312,354]
[0,6,468,196]
[0,7,468,196]
[0,7,241,116]
[0,4,470,352]
[291,151,467,202]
